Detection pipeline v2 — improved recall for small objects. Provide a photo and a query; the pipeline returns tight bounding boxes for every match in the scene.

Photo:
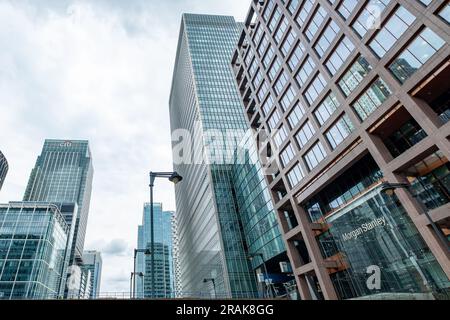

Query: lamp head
[169,172,183,185]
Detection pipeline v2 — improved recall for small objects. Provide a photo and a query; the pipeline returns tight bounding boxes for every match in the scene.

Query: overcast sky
[0,0,250,294]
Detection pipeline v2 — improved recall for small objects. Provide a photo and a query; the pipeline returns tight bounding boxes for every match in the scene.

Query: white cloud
[0,0,251,293]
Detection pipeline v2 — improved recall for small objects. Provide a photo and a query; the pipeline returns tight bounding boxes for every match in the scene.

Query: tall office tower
[82,250,102,299]
[170,13,291,299]
[0,202,71,299]
[0,151,8,191]
[171,213,182,297]
[232,0,450,300]
[136,203,174,298]
[23,140,94,264]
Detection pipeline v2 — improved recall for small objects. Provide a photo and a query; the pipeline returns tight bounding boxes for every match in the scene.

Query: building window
[325,114,355,149]
[296,55,316,86]
[384,118,428,158]
[369,6,416,58]
[304,141,327,170]
[315,92,341,126]
[295,120,316,148]
[304,73,327,105]
[314,20,341,58]
[280,143,296,168]
[338,0,358,20]
[287,101,306,129]
[305,6,328,41]
[296,0,315,27]
[288,42,306,71]
[325,36,355,75]
[280,86,297,111]
[353,78,392,121]
[338,56,372,97]
[287,162,305,188]
[389,28,445,84]
[352,0,391,38]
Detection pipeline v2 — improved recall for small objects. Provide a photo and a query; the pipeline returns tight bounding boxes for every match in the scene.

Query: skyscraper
[0,151,8,192]
[136,203,174,298]
[232,0,450,299]
[23,140,94,264]
[169,14,291,299]
[82,250,102,299]
[0,202,71,299]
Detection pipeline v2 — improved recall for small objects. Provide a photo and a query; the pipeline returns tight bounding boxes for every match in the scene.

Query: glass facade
[0,203,70,299]
[136,203,174,298]
[321,187,449,299]
[23,140,93,263]
[170,14,287,298]
[0,151,8,192]
[305,155,449,299]
[82,250,102,299]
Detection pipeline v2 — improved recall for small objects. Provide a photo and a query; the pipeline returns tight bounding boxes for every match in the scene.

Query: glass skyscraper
[0,151,8,192]
[136,203,174,298]
[23,140,94,264]
[0,202,70,299]
[82,250,102,299]
[169,14,290,299]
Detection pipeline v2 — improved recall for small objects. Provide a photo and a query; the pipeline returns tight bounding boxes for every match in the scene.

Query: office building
[82,250,102,299]
[232,0,450,299]
[0,202,71,299]
[0,151,8,192]
[170,14,292,299]
[136,203,175,298]
[23,140,94,264]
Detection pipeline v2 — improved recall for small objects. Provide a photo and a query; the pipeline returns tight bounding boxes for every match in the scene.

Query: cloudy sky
[0,0,249,293]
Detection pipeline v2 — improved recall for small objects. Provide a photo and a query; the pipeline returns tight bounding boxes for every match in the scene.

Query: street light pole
[132,248,151,299]
[149,171,183,299]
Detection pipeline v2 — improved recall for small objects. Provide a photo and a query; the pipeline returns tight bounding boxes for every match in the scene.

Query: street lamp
[149,171,183,298]
[203,278,216,299]
[130,272,145,299]
[248,253,273,298]
[380,182,449,252]
[132,248,151,299]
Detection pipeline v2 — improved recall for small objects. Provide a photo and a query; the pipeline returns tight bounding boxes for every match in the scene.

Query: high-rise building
[169,13,292,299]
[0,202,71,299]
[136,203,174,298]
[232,0,450,299]
[23,140,94,264]
[82,250,102,299]
[0,151,8,192]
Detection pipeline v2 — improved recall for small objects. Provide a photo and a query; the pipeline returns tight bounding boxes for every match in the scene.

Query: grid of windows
[389,28,445,84]
[369,6,416,58]
[233,0,450,302]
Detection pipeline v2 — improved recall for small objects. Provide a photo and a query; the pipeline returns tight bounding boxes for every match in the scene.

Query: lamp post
[203,278,216,299]
[248,253,273,298]
[133,248,151,299]
[149,171,183,298]
[380,182,449,252]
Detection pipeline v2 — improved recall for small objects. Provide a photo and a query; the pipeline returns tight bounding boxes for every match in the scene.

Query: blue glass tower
[136,203,174,298]
[23,140,93,264]
[0,202,71,299]
[169,14,288,299]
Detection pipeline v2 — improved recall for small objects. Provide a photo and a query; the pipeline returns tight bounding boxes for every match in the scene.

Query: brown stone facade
[232,0,450,299]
